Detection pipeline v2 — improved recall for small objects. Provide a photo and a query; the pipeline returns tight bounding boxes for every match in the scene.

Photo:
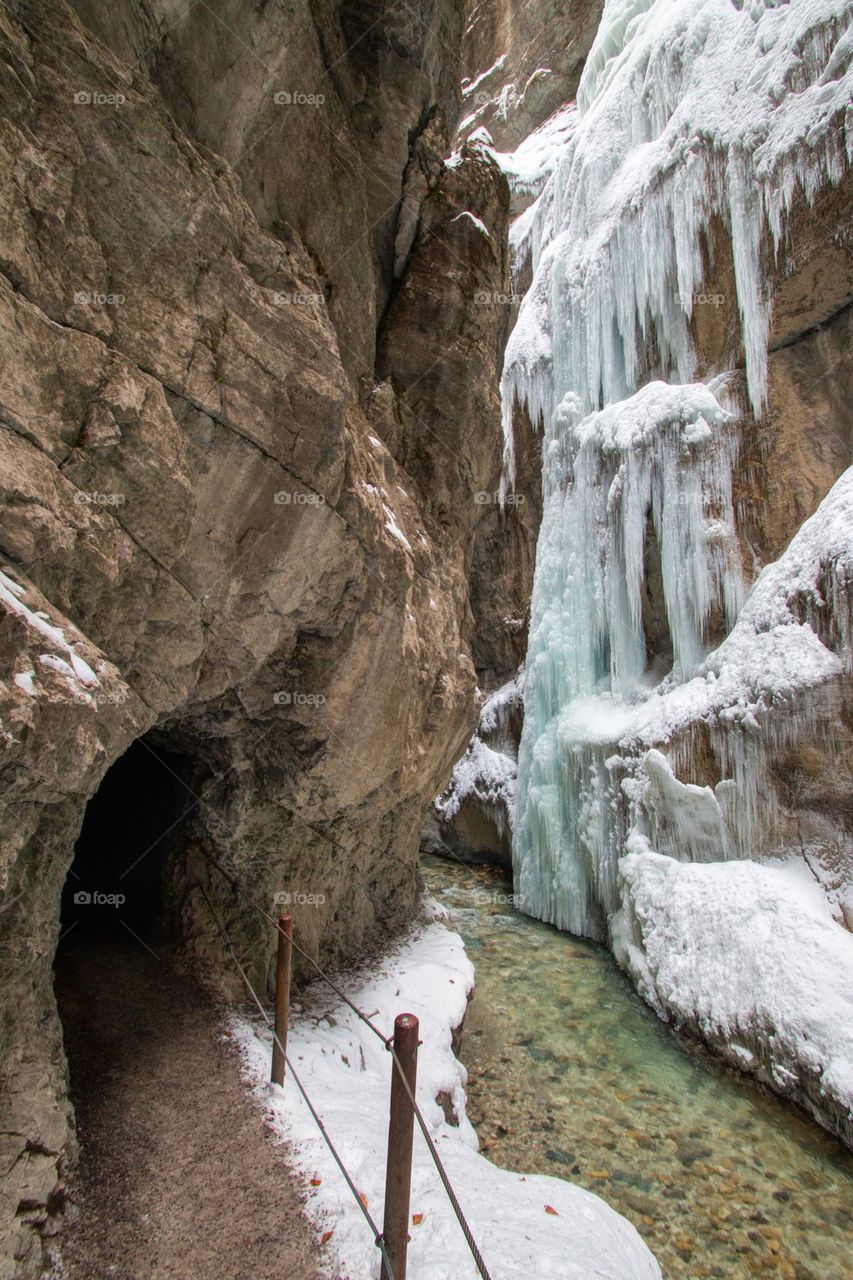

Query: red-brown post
[270,914,293,1086]
[381,1013,420,1280]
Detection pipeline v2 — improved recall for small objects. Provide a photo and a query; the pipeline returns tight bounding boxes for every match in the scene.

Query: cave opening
[58,735,199,945]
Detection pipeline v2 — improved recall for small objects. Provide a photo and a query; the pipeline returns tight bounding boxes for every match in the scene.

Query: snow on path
[234,915,661,1279]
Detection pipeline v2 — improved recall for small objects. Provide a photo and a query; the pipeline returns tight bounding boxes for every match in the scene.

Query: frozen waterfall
[506,0,852,940]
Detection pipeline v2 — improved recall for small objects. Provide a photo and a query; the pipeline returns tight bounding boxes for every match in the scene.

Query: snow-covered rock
[434,675,524,865]
[613,839,853,1146]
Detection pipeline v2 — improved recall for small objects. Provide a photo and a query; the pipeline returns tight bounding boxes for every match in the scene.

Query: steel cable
[200,885,396,1280]
[199,848,493,1279]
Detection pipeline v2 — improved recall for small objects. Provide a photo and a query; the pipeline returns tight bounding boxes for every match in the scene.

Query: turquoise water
[422,855,853,1279]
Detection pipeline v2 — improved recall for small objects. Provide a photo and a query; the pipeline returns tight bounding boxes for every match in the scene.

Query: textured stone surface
[0,1,513,1272]
[459,0,603,149]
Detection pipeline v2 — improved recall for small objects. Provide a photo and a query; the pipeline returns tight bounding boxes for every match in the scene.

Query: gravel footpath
[56,934,325,1280]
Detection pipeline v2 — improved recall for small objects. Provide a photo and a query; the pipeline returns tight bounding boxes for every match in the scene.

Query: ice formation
[514,381,747,936]
[507,0,853,940]
[613,838,853,1146]
[502,0,852,485]
[487,105,579,207]
[621,466,853,862]
[435,675,523,842]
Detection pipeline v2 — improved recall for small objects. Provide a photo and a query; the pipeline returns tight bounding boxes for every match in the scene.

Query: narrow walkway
[56,936,323,1280]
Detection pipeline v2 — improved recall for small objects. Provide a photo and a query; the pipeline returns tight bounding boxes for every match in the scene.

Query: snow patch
[234,920,661,1279]
[1,570,100,694]
[13,670,35,696]
[382,504,412,553]
[451,211,491,239]
[436,675,524,839]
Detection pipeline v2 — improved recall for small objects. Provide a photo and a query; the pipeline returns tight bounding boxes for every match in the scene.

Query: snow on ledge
[613,839,853,1147]
[233,918,661,1279]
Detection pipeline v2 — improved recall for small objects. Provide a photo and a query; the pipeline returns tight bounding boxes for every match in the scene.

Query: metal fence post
[270,913,292,1085]
[381,1012,420,1280]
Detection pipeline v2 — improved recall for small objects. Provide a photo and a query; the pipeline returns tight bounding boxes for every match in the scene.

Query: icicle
[507,0,852,939]
[499,0,852,490]
[513,383,745,939]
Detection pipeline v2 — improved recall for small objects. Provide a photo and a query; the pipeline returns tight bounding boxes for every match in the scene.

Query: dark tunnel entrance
[59,736,199,943]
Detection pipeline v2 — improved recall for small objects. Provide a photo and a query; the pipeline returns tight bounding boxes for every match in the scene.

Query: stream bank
[422,854,853,1280]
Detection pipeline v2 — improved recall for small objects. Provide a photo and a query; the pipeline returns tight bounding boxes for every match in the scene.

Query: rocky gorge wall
[0,1,523,1272]
[2,0,851,1270]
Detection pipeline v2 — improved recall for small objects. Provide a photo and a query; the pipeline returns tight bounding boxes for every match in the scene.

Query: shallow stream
[421,854,853,1279]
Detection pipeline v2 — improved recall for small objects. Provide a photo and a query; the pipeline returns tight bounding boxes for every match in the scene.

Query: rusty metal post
[381,1013,420,1280]
[270,914,293,1086]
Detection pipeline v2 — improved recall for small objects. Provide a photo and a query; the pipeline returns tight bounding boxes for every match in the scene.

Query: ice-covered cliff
[442,0,853,1139]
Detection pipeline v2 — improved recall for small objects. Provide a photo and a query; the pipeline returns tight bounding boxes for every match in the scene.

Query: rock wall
[0,1,514,1272]
[460,0,602,150]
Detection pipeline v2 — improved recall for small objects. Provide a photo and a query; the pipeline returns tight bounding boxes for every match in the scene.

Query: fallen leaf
[412,1213,424,1226]
[310,1178,322,1187]
[321,1231,334,1245]
[545,1205,559,1216]
[358,1193,369,1210]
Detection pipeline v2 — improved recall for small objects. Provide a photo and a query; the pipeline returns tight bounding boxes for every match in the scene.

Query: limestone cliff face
[460,0,602,150]
[0,1,512,1272]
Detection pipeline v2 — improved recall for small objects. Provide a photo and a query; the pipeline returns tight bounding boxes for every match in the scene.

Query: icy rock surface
[435,674,523,839]
[513,382,746,937]
[623,465,853,861]
[509,0,853,941]
[502,0,852,476]
[613,837,853,1145]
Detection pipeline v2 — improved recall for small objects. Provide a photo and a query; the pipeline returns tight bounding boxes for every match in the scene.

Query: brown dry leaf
[310,1178,322,1187]
[321,1231,334,1245]
[412,1213,424,1226]
[358,1192,369,1210]
[544,1205,559,1216]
